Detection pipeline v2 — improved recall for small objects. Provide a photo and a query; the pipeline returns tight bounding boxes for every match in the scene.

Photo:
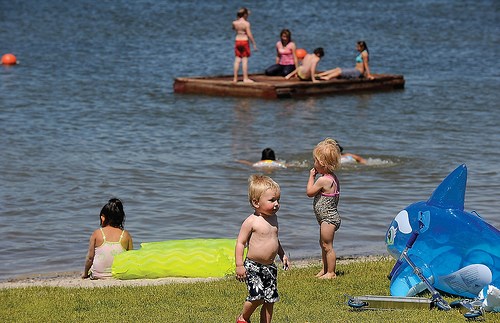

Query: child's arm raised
[306,168,322,197]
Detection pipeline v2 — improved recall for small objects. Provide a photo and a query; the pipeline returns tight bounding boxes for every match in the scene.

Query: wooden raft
[173,73,405,99]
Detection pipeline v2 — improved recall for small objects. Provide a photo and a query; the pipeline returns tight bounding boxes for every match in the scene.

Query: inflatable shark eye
[386,226,396,245]
[418,211,430,233]
[394,210,412,234]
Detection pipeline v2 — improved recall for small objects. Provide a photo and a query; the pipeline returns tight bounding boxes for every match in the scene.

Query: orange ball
[295,48,307,59]
[2,53,17,65]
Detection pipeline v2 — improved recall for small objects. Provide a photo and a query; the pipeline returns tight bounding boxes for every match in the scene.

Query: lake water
[1,0,499,281]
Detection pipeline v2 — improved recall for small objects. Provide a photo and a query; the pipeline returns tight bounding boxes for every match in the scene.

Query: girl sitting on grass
[82,198,133,279]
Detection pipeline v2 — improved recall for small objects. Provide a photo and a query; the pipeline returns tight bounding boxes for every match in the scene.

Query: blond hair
[313,138,341,173]
[248,174,280,205]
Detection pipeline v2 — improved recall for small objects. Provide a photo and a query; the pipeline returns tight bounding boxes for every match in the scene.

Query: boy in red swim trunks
[232,7,257,83]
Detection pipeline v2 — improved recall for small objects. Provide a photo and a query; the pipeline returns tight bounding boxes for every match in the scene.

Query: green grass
[0,258,489,322]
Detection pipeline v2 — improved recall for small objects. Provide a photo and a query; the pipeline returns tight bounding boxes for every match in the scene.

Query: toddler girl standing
[82,198,133,279]
[306,138,342,279]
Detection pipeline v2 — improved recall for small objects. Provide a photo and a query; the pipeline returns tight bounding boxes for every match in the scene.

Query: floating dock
[173,73,405,99]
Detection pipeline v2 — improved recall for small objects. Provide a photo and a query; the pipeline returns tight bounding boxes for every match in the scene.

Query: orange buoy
[295,48,307,59]
[2,53,17,65]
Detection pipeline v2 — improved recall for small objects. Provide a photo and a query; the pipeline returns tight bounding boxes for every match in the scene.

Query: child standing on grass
[82,198,133,279]
[306,138,342,279]
[235,175,290,323]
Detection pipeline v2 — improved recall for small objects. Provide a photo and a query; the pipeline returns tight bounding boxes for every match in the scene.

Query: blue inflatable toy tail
[427,164,467,211]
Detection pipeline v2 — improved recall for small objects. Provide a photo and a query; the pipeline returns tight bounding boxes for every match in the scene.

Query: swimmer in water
[236,148,287,169]
[337,143,367,164]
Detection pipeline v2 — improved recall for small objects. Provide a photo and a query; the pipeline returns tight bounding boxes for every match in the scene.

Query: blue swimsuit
[355,50,366,63]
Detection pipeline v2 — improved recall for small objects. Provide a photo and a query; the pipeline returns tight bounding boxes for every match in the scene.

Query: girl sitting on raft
[317,41,374,80]
[265,29,298,77]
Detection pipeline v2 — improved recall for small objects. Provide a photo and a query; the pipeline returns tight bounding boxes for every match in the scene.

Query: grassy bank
[0,257,480,322]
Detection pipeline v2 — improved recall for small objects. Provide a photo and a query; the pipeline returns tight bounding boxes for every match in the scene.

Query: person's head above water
[334,141,344,153]
[261,148,276,161]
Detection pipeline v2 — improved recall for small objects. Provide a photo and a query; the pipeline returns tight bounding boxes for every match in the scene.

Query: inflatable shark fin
[427,164,467,211]
[439,264,492,298]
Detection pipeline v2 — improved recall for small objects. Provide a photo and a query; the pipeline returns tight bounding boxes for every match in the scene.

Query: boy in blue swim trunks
[235,175,290,323]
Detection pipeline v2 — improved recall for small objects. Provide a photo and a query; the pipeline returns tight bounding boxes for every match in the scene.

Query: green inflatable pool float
[112,238,239,279]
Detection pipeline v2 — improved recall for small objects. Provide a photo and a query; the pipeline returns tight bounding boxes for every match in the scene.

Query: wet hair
[248,175,280,206]
[261,148,276,161]
[237,7,249,18]
[313,138,341,173]
[100,198,126,229]
[280,29,292,43]
[314,47,325,57]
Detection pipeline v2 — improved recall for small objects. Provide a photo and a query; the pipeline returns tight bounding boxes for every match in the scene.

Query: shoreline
[0,255,388,289]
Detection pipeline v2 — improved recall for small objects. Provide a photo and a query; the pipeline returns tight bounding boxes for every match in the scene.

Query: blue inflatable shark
[386,164,500,298]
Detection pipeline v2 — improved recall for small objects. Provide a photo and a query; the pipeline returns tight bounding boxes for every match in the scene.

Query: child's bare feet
[243,78,254,83]
[315,270,325,277]
[319,273,337,279]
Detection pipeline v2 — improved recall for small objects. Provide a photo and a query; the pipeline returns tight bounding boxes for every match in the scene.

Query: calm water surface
[1,0,499,281]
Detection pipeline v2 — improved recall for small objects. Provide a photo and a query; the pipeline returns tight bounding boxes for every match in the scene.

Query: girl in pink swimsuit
[306,138,342,279]
[82,198,133,279]
[265,29,298,77]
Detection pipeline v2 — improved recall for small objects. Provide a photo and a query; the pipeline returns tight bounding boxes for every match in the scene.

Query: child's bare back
[232,18,250,40]
[285,47,324,82]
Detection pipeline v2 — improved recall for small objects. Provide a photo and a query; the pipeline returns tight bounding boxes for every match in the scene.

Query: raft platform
[173,73,405,99]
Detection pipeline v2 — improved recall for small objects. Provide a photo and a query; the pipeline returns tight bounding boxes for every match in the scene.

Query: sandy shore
[0,256,386,289]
